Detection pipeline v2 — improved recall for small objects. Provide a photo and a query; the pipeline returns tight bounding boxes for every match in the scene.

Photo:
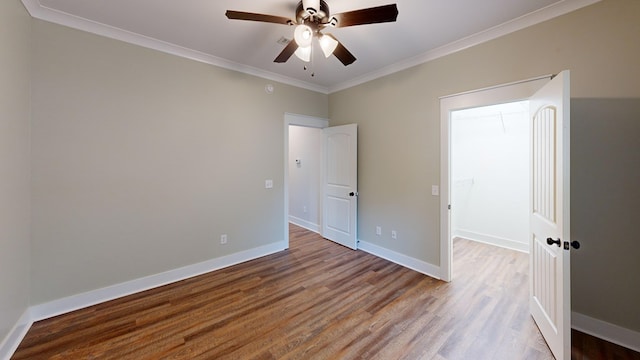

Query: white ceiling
[21,0,597,93]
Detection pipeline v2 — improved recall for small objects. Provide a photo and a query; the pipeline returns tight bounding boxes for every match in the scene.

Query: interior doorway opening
[284,113,328,248]
[450,101,530,258]
[288,125,323,234]
[284,113,359,250]
[439,75,551,282]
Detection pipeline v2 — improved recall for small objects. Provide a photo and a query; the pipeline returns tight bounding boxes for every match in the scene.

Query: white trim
[440,74,554,100]
[288,217,320,234]
[20,0,598,94]
[454,230,529,253]
[572,312,640,353]
[284,113,329,129]
[20,0,328,94]
[29,241,287,322]
[358,240,441,280]
[0,310,33,360]
[328,0,599,93]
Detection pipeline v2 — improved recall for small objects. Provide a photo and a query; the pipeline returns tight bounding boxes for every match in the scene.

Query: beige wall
[0,0,31,344]
[0,0,32,342]
[571,98,640,332]
[329,0,640,332]
[30,20,328,304]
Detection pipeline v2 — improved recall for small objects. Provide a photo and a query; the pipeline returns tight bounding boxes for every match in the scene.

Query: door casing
[439,76,552,281]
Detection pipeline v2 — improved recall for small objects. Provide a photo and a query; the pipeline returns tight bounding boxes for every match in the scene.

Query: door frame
[439,75,552,282]
[284,113,329,248]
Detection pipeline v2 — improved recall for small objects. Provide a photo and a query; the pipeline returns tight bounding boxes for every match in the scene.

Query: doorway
[284,114,359,250]
[440,72,572,359]
[284,113,328,248]
[439,75,552,282]
[450,101,530,254]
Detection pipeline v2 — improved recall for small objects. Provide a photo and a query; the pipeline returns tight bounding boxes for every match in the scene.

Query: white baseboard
[454,229,528,253]
[0,309,33,360]
[572,311,640,353]
[2,241,288,359]
[288,216,320,233]
[358,240,441,280]
[30,241,287,322]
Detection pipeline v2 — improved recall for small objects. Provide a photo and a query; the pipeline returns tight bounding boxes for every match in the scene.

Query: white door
[322,124,358,249]
[529,70,571,360]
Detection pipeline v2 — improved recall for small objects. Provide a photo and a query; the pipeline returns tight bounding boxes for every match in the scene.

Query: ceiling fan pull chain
[310,44,315,77]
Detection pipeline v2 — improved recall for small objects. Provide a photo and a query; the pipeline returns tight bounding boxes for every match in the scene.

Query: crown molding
[328,0,600,93]
[20,0,330,94]
[21,0,599,95]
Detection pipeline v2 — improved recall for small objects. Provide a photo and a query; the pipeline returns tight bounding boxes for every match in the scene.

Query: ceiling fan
[226,0,398,66]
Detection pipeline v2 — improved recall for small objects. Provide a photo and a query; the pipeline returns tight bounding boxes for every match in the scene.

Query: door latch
[563,240,581,250]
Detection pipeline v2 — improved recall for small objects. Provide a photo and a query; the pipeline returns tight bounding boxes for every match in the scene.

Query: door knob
[349,191,358,197]
[546,237,561,247]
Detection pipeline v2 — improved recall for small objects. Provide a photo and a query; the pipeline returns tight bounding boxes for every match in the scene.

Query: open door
[529,70,572,360]
[322,124,358,249]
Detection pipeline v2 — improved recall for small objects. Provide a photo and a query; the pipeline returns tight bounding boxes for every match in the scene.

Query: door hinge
[448,204,451,210]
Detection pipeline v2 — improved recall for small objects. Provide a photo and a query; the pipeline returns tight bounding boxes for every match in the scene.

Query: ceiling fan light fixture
[294,24,313,48]
[294,46,311,62]
[319,34,338,58]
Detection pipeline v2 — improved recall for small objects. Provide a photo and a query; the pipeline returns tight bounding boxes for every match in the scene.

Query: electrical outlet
[220,234,228,245]
[303,206,307,213]
[376,226,382,236]
[391,230,397,239]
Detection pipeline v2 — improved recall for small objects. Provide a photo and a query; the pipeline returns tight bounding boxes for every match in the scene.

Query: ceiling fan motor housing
[297,0,331,25]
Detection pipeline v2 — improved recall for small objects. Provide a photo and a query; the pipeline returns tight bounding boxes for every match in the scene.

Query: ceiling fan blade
[332,38,356,66]
[274,40,299,63]
[225,10,294,25]
[332,4,398,28]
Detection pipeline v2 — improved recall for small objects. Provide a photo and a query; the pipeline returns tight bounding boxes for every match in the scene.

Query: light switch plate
[265,179,273,189]
[431,185,439,196]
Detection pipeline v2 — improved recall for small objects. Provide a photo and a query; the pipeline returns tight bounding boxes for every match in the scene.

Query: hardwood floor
[572,330,640,360]
[13,225,640,359]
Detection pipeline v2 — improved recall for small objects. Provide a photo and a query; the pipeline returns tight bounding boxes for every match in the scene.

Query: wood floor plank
[12,225,640,359]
